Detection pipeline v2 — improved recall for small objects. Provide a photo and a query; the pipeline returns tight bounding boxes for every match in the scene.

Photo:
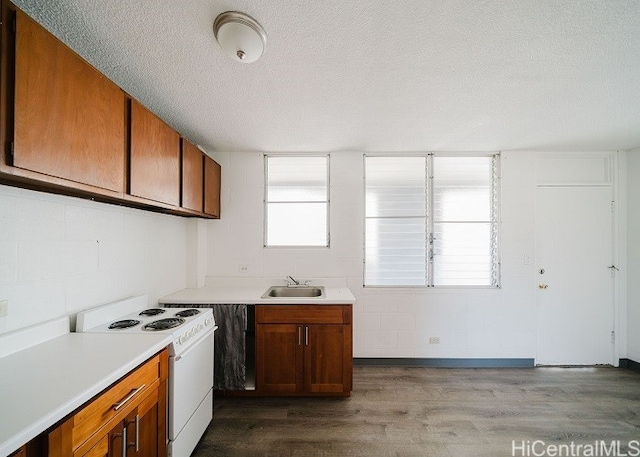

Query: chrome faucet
[286,276,311,287]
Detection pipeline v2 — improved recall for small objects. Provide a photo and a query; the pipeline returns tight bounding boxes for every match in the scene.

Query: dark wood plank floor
[192,366,640,456]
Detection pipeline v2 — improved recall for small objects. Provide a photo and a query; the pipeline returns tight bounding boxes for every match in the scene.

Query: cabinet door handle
[297,326,302,346]
[113,384,145,411]
[127,414,140,452]
[112,428,127,456]
[305,326,309,346]
[119,426,128,456]
[135,413,139,452]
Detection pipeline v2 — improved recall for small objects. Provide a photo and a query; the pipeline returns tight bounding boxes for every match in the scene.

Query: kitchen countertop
[158,284,356,305]
[0,331,172,456]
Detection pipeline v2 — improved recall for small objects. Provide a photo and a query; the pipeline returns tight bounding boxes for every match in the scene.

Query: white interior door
[535,186,614,365]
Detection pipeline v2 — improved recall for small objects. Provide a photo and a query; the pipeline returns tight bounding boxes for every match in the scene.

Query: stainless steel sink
[261,285,326,299]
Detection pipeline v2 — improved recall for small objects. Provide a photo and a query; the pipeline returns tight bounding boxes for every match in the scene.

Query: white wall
[208,151,539,359]
[627,148,640,362]
[0,185,189,334]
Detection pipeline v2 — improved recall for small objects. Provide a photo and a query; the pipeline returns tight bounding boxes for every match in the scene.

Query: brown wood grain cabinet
[48,350,168,457]
[204,155,221,218]
[255,305,352,396]
[11,9,126,193]
[181,139,204,212]
[129,100,180,207]
[1,2,221,219]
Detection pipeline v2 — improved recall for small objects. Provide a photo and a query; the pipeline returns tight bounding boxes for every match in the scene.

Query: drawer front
[256,305,348,324]
[69,353,161,450]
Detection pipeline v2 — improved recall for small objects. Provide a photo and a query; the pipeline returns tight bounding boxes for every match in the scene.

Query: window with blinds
[264,155,329,247]
[365,155,499,287]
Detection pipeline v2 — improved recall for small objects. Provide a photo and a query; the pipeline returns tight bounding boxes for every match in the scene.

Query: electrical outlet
[429,337,440,344]
[238,265,250,274]
[0,300,7,317]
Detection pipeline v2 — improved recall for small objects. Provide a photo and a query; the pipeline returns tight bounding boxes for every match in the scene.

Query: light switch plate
[0,300,7,317]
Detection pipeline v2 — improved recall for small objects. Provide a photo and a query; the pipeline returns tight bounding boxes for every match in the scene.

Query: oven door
[168,328,214,440]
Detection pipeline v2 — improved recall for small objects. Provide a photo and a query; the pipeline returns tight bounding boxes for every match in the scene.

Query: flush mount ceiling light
[213,11,266,63]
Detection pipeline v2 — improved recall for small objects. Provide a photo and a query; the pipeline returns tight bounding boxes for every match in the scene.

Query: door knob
[538,284,548,289]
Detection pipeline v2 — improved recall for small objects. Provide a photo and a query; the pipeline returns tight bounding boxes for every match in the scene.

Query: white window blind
[432,156,498,286]
[265,155,329,247]
[365,157,428,286]
[365,155,499,287]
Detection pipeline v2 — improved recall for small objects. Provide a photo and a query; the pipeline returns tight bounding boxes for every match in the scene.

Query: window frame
[363,152,501,289]
[263,153,331,248]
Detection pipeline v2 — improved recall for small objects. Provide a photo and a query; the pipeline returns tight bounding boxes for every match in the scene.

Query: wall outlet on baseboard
[238,265,251,274]
[429,337,440,344]
[0,300,7,317]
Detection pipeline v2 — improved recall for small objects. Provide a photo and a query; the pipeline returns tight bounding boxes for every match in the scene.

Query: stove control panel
[176,315,215,346]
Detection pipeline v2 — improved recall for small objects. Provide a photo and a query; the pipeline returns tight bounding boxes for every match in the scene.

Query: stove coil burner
[139,308,166,316]
[108,319,141,330]
[174,309,200,318]
[143,318,185,331]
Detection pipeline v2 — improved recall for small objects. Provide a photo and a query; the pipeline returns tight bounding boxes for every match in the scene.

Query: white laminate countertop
[158,285,356,305]
[0,332,172,457]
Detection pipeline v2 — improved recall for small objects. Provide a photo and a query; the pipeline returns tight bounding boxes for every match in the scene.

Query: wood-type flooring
[192,366,640,457]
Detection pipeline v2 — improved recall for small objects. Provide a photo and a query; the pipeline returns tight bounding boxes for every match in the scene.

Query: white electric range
[75,295,216,457]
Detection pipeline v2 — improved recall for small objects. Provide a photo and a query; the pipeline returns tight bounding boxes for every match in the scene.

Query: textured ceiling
[12,0,640,153]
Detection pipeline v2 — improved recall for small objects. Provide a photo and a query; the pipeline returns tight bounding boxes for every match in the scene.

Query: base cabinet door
[106,421,125,457]
[132,385,162,457]
[256,324,303,393]
[305,325,352,393]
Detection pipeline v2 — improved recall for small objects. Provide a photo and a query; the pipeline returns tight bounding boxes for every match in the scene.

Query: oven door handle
[174,326,217,361]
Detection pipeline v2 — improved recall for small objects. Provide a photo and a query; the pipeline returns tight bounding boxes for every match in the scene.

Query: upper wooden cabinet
[1,2,220,218]
[13,10,126,192]
[204,155,221,218]
[181,139,203,212]
[130,100,180,207]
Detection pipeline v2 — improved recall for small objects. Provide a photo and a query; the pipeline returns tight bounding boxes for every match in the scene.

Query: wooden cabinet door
[304,325,352,393]
[130,100,180,206]
[256,324,303,393]
[204,156,221,217]
[106,421,126,457]
[181,139,203,212]
[128,385,163,457]
[14,11,126,192]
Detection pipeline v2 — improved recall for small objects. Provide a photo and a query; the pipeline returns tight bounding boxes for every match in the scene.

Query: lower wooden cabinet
[48,350,168,457]
[255,305,352,396]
